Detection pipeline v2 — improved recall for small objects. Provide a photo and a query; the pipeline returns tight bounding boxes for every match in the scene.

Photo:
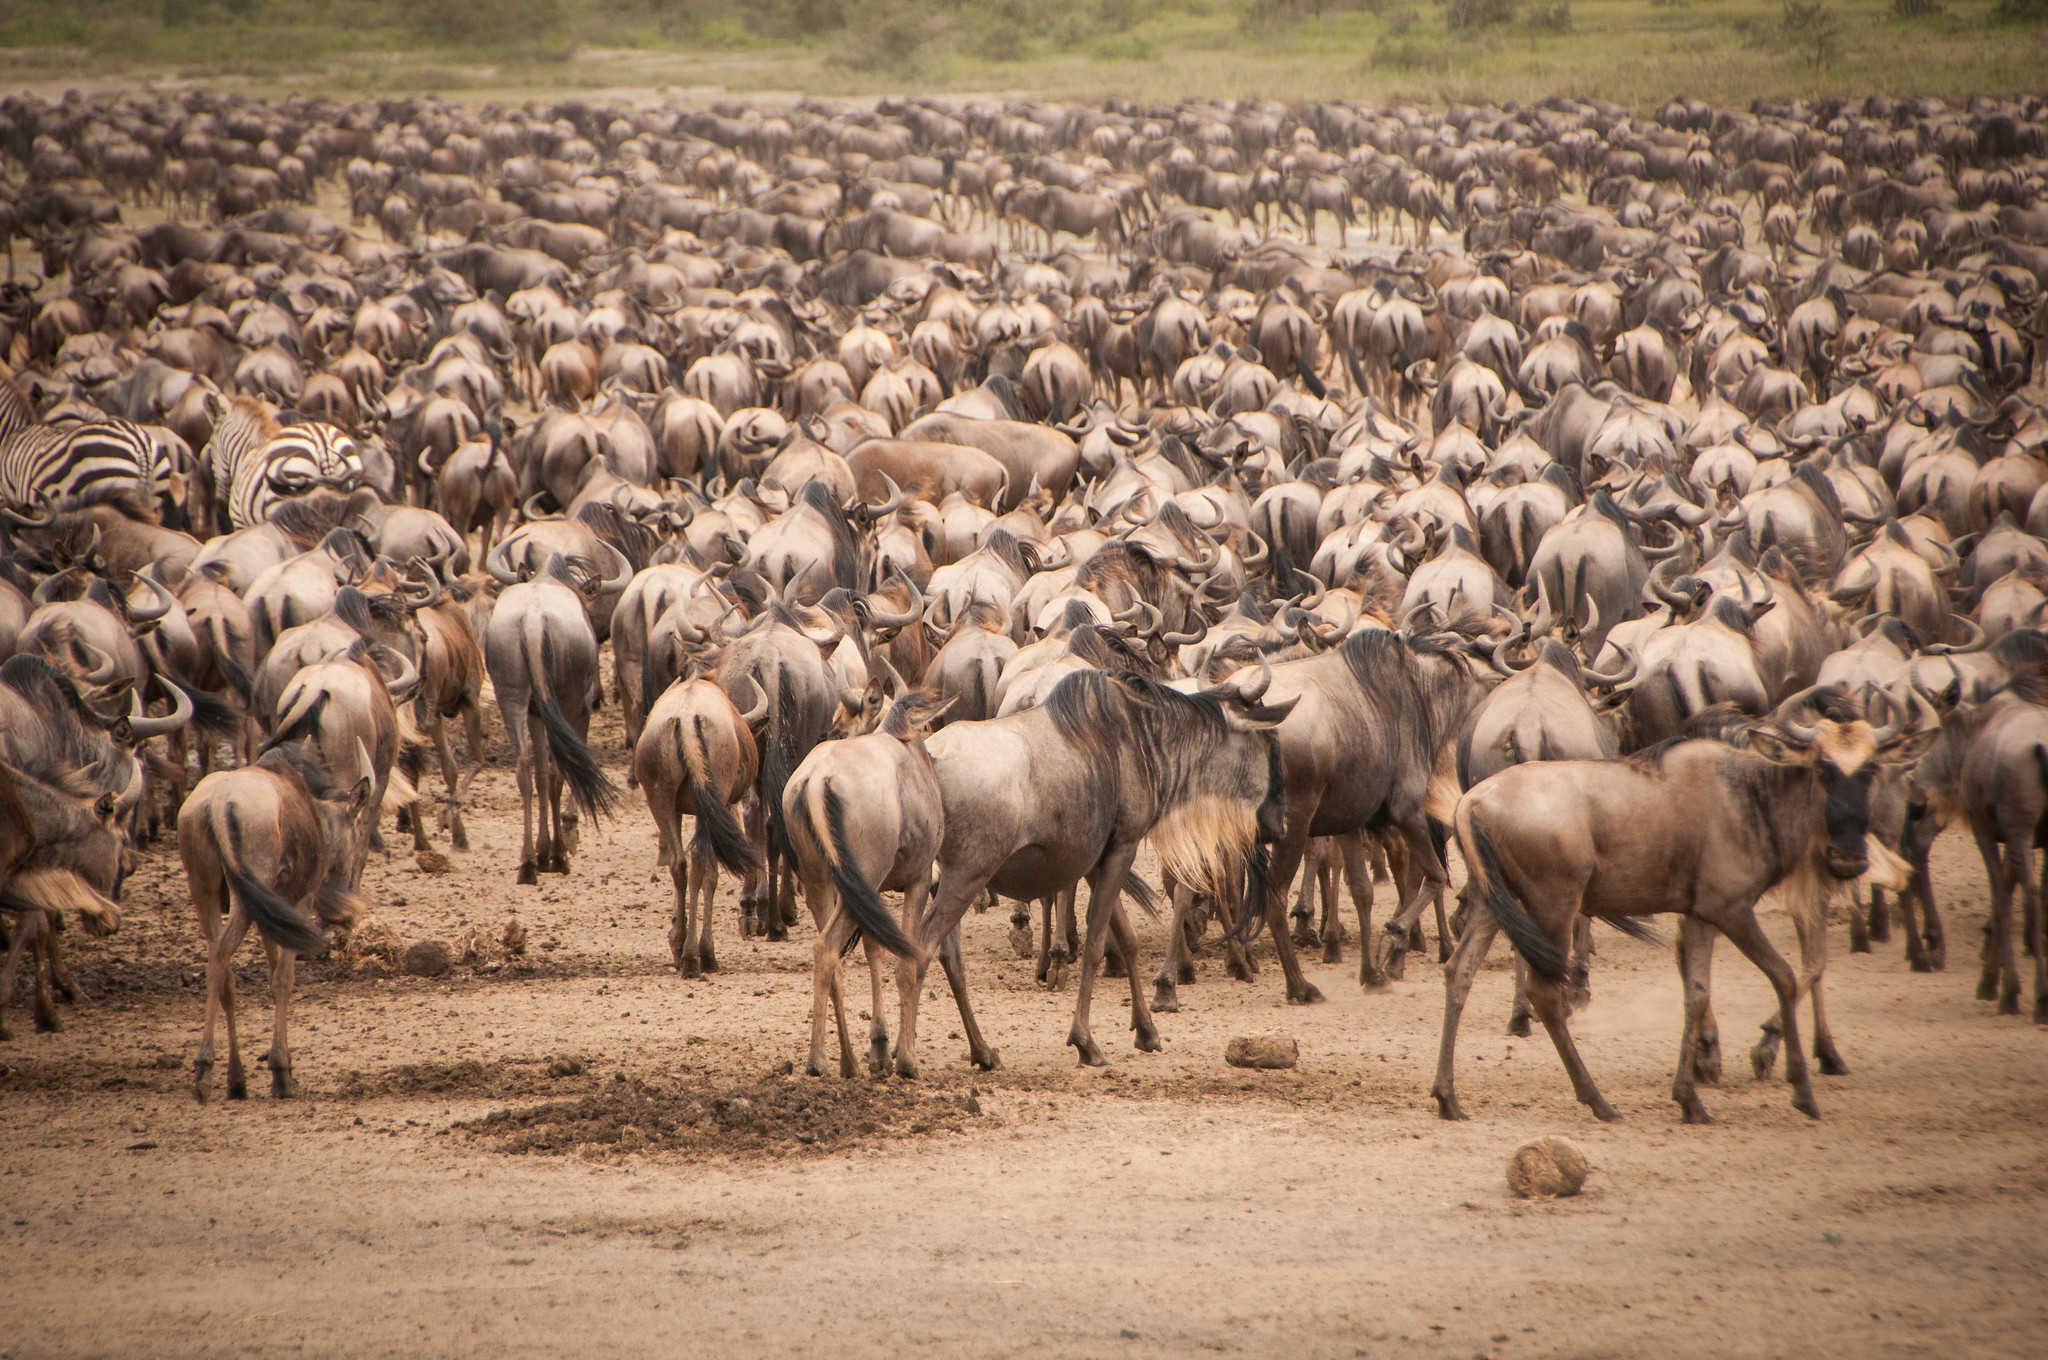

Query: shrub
[1890,0,1941,14]
[1524,0,1569,29]
[1442,0,1517,29]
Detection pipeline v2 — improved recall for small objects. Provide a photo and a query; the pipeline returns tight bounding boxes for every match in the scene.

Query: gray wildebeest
[485,553,623,883]
[895,668,1291,1074]
[179,739,372,1101]
[1434,685,1934,1125]
[782,689,947,1078]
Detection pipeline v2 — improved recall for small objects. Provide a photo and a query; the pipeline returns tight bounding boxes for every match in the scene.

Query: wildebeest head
[1744,683,1938,880]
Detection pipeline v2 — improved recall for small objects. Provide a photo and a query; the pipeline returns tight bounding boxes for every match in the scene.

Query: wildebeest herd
[0,86,2044,1128]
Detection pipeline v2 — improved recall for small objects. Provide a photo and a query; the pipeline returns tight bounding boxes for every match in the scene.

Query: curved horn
[864,471,906,518]
[1637,517,1686,559]
[864,569,925,630]
[1584,640,1638,688]
[1291,567,1325,611]
[733,672,769,725]
[1161,611,1210,648]
[31,565,79,609]
[1176,539,1220,573]
[484,537,523,585]
[0,501,55,530]
[1926,614,1987,655]
[1769,683,1833,746]
[1869,679,1938,745]
[374,645,420,701]
[522,491,561,521]
[125,569,176,627]
[124,675,194,740]
[1240,531,1269,569]
[1233,653,1274,704]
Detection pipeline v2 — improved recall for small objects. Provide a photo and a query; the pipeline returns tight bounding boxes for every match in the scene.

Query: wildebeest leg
[1429,905,1498,1121]
[1034,894,1053,985]
[1262,829,1325,1004]
[1320,840,1346,962]
[894,859,997,1079]
[805,880,858,1078]
[1107,899,1161,1053]
[514,722,539,885]
[1973,825,2019,1011]
[545,758,571,874]
[1717,905,1819,1119]
[1337,834,1383,988]
[208,908,253,1101]
[1290,837,1323,949]
[740,796,767,937]
[935,926,1001,1071]
[1751,899,1845,1077]
[1044,887,1077,990]
[1911,850,1944,971]
[1007,900,1033,959]
[1378,811,1451,981]
[1568,916,1594,1007]
[43,917,80,1004]
[2034,848,2048,1024]
[694,848,721,974]
[431,713,469,851]
[1671,918,1718,1124]
[0,910,49,1038]
[1153,878,1196,1013]
[1528,959,1621,1122]
[1068,844,1143,1065]
[667,854,699,977]
[262,938,298,1098]
[1507,955,1532,1037]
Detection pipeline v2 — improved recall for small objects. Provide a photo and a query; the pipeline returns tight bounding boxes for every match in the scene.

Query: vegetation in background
[0,0,2041,105]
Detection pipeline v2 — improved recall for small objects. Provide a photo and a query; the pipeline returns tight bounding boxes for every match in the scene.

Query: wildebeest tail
[759,664,797,848]
[1343,343,1370,399]
[1293,348,1328,401]
[164,672,241,741]
[679,712,753,876]
[524,619,620,821]
[822,785,917,957]
[1603,915,1664,945]
[206,614,255,701]
[1231,842,1271,941]
[219,806,327,954]
[1463,811,1565,982]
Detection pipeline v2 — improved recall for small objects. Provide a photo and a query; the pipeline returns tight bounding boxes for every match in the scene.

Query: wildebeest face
[1819,759,1876,879]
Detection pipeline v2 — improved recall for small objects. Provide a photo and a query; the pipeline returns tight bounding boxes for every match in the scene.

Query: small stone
[1823,1229,1843,1244]
[401,939,452,978]
[152,1052,182,1070]
[1225,1034,1299,1070]
[548,1057,584,1078]
[1507,1136,1591,1198]
[415,850,451,875]
[1120,1328,1139,1340]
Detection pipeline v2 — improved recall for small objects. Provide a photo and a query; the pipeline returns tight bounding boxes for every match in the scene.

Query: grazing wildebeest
[634,671,762,978]
[179,739,371,1100]
[1435,685,1933,1125]
[783,689,948,1078]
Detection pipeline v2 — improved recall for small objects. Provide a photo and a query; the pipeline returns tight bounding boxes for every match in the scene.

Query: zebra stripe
[0,417,158,513]
[0,368,32,446]
[207,397,363,531]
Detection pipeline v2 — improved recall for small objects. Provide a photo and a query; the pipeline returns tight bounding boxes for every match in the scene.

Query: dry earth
[1,668,2045,1360]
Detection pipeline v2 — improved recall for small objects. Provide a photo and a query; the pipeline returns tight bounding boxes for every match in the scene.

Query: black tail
[1231,843,1271,942]
[1293,348,1328,401]
[823,786,917,957]
[681,713,754,876]
[536,693,621,820]
[759,664,797,850]
[223,810,327,954]
[165,673,241,741]
[1604,915,1665,946]
[207,615,254,701]
[1343,342,1370,399]
[1465,812,1566,981]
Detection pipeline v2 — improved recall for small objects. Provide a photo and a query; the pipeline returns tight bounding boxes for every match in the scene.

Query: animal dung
[401,939,453,978]
[1225,1034,1299,1069]
[1507,1136,1591,1198]
[500,916,529,956]
[415,850,452,875]
[347,917,407,972]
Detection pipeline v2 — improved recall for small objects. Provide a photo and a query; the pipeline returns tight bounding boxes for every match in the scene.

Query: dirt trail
[2,674,2045,1359]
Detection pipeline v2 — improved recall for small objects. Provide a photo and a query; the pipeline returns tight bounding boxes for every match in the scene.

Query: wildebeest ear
[1744,728,1812,766]
[1877,729,1940,765]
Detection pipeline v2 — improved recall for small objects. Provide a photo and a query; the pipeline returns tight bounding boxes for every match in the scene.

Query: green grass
[0,0,2042,108]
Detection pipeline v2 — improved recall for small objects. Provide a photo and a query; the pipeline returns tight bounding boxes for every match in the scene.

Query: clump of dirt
[460,1072,989,1159]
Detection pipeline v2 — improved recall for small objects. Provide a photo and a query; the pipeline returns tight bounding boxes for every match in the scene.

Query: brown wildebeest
[179,739,371,1100]
[783,689,948,1077]
[634,671,761,978]
[1435,686,1934,1125]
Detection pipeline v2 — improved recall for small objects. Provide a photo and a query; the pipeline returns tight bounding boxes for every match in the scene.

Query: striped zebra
[205,394,365,532]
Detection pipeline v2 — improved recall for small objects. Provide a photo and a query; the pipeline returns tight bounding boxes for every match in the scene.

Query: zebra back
[220,405,362,532]
[0,364,33,446]
[0,418,158,514]
[203,395,279,534]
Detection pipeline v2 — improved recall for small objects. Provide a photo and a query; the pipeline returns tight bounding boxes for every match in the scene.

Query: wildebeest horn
[864,472,906,518]
[1291,568,1325,611]
[1929,538,1961,579]
[1184,498,1223,530]
[484,538,523,585]
[31,565,80,608]
[372,645,420,702]
[1240,531,1269,569]
[733,672,769,725]
[864,569,925,629]
[125,569,176,628]
[1868,680,1938,745]
[1584,641,1638,688]
[125,675,194,740]
[1925,614,1986,655]
[522,492,561,521]
[1769,683,1835,746]
[1177,539,1220,573]
[1233,654,1274,704]
[1638,518,1686,559]
[1398,599,1441,635]
[0,499,54,529]
[599,540,634,590]
[73,639,120,685]
[1648,557,1694,609]
[1161,612,1209,648]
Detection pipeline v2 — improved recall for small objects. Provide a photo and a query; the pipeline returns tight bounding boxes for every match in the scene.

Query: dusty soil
[3,675,2045,1360]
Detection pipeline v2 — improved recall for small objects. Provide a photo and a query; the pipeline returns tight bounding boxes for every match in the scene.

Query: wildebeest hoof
[0,1022,11,1042]
[1071,1042,1108,1067]
[1103,953,1127,979]
[700,950,719,973]
[1226,956,1252,983]
[676,956,702,980]
[1291,921,1320,949]
[1289,981,1326,1005]
[894,1052,921,1079]
[1176,960,1195,984]
[1793,1088,1822,1120]
[1679,1099,1714,1125]
[1134,1028,1162,1053]
[1750,1041,1778,1079]
[272,1070,297,1098]
[1507,1012,1532,1038]
[227,1069,248,1101]
[1007,925,1032,958]
[1694,1051,1723,1086]
[2033,996,2048,1025]
[1433,1092,1468,1121]
[1976,974,1998,1001]
[1383,948,1408,982]
[1588,1097,1622,1122]
[1321,937,1342,964]
[34,1010,59,1033]
[1817,1050,1848,1077]
[1927,941,1946,970]
[1151,985,1180,1014]
[973,1049,1003,1072]
[1998,990,2021,1016]
[451,829,470,852]
[1909,955,1935,974]
[517,862,538,886]
[1848,934,1871,955]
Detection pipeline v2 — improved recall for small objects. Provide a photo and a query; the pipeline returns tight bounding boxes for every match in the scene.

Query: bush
[1442,0,1516,29]
[1524,0,1569,29]
[1890,0,1940,13]
[1990,0,2047,19]
[1387,4,1419,32]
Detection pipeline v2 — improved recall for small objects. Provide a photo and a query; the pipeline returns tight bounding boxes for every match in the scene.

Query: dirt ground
[0,669,2043,1360]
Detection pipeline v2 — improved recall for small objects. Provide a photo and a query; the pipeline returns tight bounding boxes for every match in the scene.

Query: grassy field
[0,0,2043,109]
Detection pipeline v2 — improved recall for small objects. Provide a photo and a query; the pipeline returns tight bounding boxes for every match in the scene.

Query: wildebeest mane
[575,500,661,571]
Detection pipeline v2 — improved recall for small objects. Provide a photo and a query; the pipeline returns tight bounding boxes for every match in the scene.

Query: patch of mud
[460,1071,988,1159]
[334,1057,596,1100]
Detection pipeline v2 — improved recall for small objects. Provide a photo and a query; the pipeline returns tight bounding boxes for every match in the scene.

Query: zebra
[204,394,364,532]
[0,416,161,517]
